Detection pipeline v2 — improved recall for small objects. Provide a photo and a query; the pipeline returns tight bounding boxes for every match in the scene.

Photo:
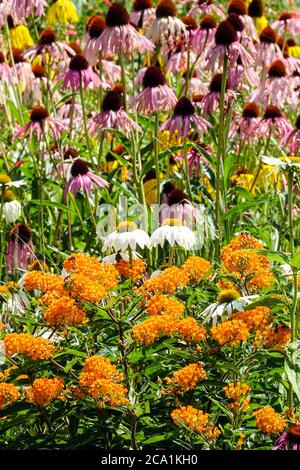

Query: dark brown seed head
[215,20,237,46]
[64,148,78,159]
[163,181,175,195]
[102,91,123,111]
[295,115,300,130]
[88,16,106,38]
[287,425,300,444]
[268,60,286,78]
[182,16,197,30]
[279,12,292,22]
[105,3,130,27]
[32,64,46,78]
[12,48,26,64]
[156,0,177,18]
[39,28,56,45]
[10,224,31,243]
[143,66,166,88]
[248,0,264,18]
[0,51,5,63]
[69,54,89,72]
[226,13,245,32]
[7,15,14,28]
[242,102,260,118]
[106,144,126,161]
[71,159,89,177]
[68,42,82,55]
[209,73,227,92]
[144,169,157,181]
[263,105,282,120]
[168,188,188,205]
[259,26,277,44]
[30,105,49,122]
[287,38,296,47]
[174,97,195,116]
[133,0,153,11]
[200,14,217,30]
[86,14,98,31]
[112,82,123,93]
[228,0,247,16]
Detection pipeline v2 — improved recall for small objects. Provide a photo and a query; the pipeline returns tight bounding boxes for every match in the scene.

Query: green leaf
[30,200,76,214]
[291,248,300,270]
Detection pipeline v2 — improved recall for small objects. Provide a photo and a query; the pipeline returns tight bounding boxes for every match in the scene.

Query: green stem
[119,50,127,112]
[79,77,92,160]
[154,113,160,205]
[288,171,294,257]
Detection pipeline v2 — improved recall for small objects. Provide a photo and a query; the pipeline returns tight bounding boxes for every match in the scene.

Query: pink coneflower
[7,224,34,273]
[147,0,186,50]
[90,89,142,136]
[63,158,108,199]
[160,188,201,224]
[14,105,67,140]
[59,98,83,124]
[0,51,16,85]
[130,0,156,30]
[273,425,300,450]
[265,60,295,106]
[189,0,225,20]
[191,14,217,56]
[160,96,211,138]
[131,65,177,114]
[23,28,75,64]
[176,145,211,177]
[57,54,105,90]
[24,63,47,104]
[165,41,197,73]
[96,3,154,57]
[272,12,300,36]
[227,0,258,40]
[201,73,232,115]
[256,27,283,68]
[206,19,254,70]
[255,105,293,139]
[181,15,198,48]
[11,0,47,19]
[230,102,260,140]
[280,115,300,154]
[102,60,121,86]
[83,15,106,65]
[56,147,78,178]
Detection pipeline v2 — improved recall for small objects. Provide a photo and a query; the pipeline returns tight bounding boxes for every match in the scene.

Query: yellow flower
[253,16,268,34]
[9,25,34,49]
[289,46,300,59]
[46,0,79,26]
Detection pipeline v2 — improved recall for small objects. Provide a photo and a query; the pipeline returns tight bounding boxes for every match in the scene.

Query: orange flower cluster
[115,258,146,281]
[230,306,272,331]
[236,434,246,450]
[145,294,185,318]
[253,406,286,434]
[221,233,264,261]
[139,267,189,294]
[26,377,64,406]
[78,355,128,407]
[4,333,55,360]
[253,324,291,350]
[169,363,206,393]
[0,383,19,409]
[43,296,88,327]
[210,319,250,346]
[24,271,66,298]
[224,382,251,412]
[171,406,221,440]
[181,256,212,282]
[133,315,206,345]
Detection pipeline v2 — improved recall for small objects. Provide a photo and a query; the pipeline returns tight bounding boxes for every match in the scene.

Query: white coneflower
[3,200,21,224]
[150,218,196,250]
[201,289,257,326]
[102,221,150,252]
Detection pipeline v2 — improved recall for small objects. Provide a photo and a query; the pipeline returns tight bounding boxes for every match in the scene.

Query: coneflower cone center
[227,0,247,16]
[69,54,89,72]
[88,16,105,38]
[248,0,264,18]
[279,12,293,22]
[168,188,188,205]
[133,0,153,11]
[32,64,46,78]
[264,105,282,120]
[106,3,130,27]
[39,28,56,45]
[268,60,286,78]
[242,103,260,118]
[287,426,300,443]
[296,115,300,130]
[215,20,237,46]
[0,52,5,63]
[102,91,122,112]
[10,224,31,243]
[226,13,245,32]
[156,0,177,18]
[200,15,217,30]
[143,66,166,88]
[259,26,277,43]
[30,106,49,122]
[71,159,89,177]
[209,73,225,93]
[174,97,195,116]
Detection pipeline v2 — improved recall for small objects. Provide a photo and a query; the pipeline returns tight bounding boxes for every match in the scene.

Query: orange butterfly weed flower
[176,317,206,343]
[224,382,251,412]
[26,377,64,406]
[43,296,88,326]
[230,306,272,331]
[145,294,185,318]
[181,256,212,282]
[139,267,189,294]
[133,314,178,345]
[169,363,206,393]
[253,406,286,434]
[24,271,67,299]
[171,405,221,440]
[221,233,264,261]
[210,319,250,346]
[4,333,55,360]
[115,258,146,281]
[0,383,19,409]
[253,324,291,350]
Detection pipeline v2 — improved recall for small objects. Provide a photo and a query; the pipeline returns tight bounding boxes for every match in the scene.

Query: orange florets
[176,317,206,343]
[43,296,88,326]
[253,406,286,434]
[221,233,264,261]
[26,377,64,406]
[224,382,251,412]
[253,324,291,350]
[170,363,206,393]
[115,258,146,281]
[210,319,250,346]
[145,294,185,318]
[171,405,221,440]
[78,355,128,407]
[181,256,212,282]
[24,271,67,298]
[4,333,55,360]
[140,267,189,294]
[230,306,272,331]
[0,383,19,408]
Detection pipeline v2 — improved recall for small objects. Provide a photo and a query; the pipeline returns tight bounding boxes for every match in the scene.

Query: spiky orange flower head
[145,294,185,318]
[221,233,264,261]
[24,271,67,298]
[230,306,272,331]
[171,363,206,393]
[26,377,64,406]
[224,382,251,412]
[253,406,286,434]
[211,319,250,346]
[253,324,291,350]
[0,383,19,409]
[176,317,206,343]
[115,258,146,281]
[171,405,221,440]
[4,333,55,360]
[140,266,189,294]
[133,314,178,345]
[43,296,88,327]
[181,256,212,282]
